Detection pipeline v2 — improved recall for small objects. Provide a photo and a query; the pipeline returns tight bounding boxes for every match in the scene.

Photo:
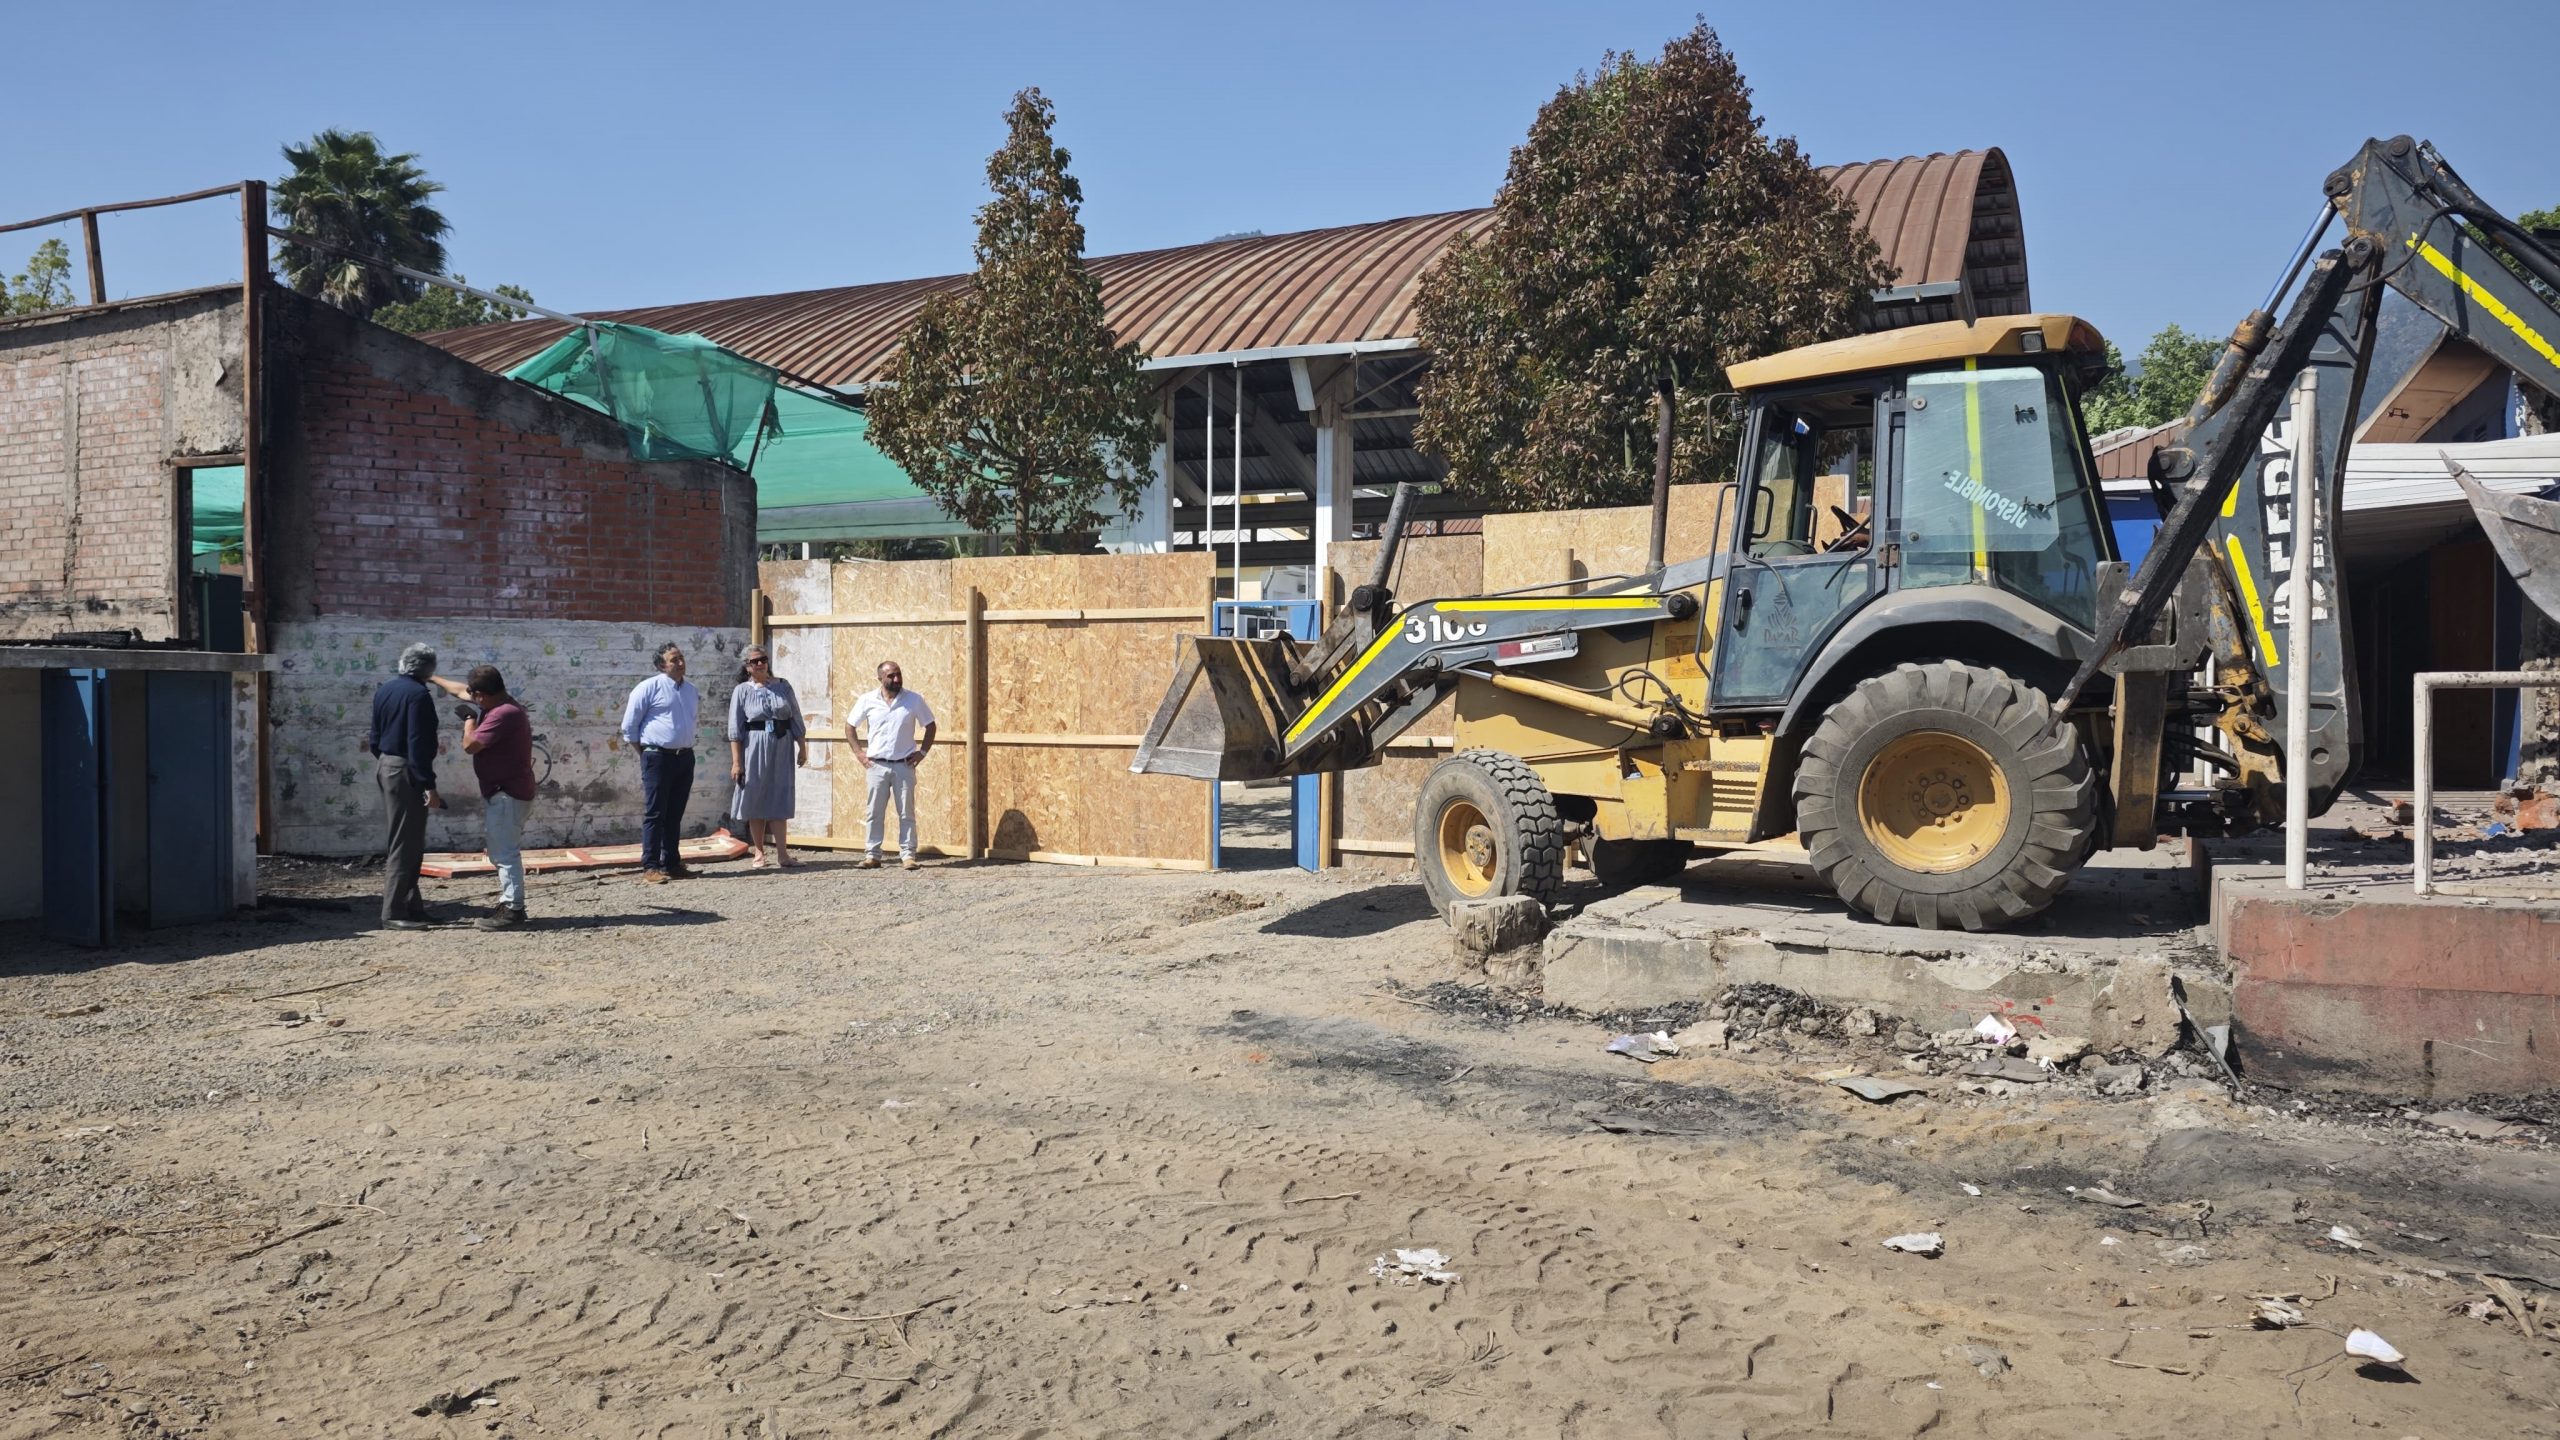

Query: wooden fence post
[965,585,988,859]
[749,589,771,649]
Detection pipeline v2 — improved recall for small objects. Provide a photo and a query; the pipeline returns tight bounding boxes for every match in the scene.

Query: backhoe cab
[1140,314,2134,929]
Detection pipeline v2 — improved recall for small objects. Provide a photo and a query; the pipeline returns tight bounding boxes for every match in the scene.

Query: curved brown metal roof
[427,149,2026,385]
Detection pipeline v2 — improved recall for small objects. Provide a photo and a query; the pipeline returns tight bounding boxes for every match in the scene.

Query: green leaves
[1413,23,1891,511]
[2,238,75,316]
[2080,324,2222,436]
[865,89,1156,552]
[273,129,451,319]
[372,278,536,335]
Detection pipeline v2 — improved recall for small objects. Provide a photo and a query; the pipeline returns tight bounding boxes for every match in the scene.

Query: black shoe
[384,918,431,932]
[476,908,527,931]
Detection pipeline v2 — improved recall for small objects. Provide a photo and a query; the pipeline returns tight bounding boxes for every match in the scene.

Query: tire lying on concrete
[1414,749,1564,917]
[1793,661,2095,932]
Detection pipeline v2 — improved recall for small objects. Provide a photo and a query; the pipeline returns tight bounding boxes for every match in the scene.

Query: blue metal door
[40,668,113,947]
[145,671,233,926]
[1210,601,1324,870]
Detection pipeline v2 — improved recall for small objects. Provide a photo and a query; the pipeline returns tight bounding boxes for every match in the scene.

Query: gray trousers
[378,755,429,922]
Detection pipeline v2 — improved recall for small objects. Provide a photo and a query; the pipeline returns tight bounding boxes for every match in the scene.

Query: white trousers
[484,792,530,909]
[865,761,918,859]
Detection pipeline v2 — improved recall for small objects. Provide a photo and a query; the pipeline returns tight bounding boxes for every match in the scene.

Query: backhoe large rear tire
[1414,750,1564,917]
[1793,661,2094,932]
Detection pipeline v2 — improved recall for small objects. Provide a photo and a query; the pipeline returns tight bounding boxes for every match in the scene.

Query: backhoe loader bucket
[2451,457,2560,621]
[1130,635,1311,782]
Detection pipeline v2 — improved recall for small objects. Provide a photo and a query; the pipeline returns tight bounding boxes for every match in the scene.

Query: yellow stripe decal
[2220,471,2241,519]
[1438,597,1656,613]
[2409,235,2560,370]
[2224,534,2281,669]
[1964,358,1988,578]
[1285,623,1404,743]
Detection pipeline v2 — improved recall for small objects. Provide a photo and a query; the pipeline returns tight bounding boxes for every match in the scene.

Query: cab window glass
[1744,389,1875,558]
[1900,363,2105,627]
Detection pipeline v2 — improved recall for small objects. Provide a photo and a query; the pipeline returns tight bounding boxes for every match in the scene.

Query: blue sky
[7,1,2549,352]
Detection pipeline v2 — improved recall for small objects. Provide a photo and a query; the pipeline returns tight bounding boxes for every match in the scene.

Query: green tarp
[504,321,964,541]
[190,464,243,557]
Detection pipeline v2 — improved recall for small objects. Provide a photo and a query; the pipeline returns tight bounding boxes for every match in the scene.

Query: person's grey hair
[397,643,437,679]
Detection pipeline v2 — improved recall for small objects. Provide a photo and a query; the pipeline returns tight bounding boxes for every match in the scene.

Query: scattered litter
[1956,1342,2009,1378]
[2422,1109,2525,1140]
[2099,1236,2122,1247]
[2343,1328,2405,1368]
[1960,1183,1983,1197]
[2459,1297,2507,1323]
[1369,1247,1460,1284]
[1971,1015,2018,1046]
[1882,1232,1944,1257]
[881,1099,912,1110]
[2327,1225,2367,1251]
[2073,1186,2147,1209]
[459,1228,486,1246]
[1606,1032,1679,1063]
[2251,1297,2307,1329]
[1832,1075,1928,1103]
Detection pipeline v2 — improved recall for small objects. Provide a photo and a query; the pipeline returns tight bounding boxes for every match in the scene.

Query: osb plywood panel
[1480,484,1733,592]
[828,560,964,848]
[1326,535,1484,858]
[958,551,1213,863]
[758,559,836,833]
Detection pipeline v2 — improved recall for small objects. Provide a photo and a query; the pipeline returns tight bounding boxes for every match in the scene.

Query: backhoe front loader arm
[1133,587,1699,782]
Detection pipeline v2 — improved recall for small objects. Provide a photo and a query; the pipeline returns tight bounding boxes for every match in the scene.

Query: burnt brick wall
[264,290,753,628]
[0,290,244,642]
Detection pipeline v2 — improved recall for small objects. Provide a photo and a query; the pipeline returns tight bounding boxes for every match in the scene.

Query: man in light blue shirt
[620,642,703,883]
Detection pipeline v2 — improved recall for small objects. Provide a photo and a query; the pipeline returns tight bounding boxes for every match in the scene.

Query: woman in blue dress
[727,645,809,869]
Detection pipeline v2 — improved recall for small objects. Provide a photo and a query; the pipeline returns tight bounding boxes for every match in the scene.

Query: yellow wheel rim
[1435,799,1498,897]
[1857,731,2010,874]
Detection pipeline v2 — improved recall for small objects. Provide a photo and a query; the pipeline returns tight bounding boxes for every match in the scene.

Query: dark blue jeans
[639,747,694,873]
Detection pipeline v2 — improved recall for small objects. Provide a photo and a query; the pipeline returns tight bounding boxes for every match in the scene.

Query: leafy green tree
[2,238,77,316]
[1412,22,1893,511]
[272,129,450,319]
[2518,204,2559,232]
[372,277,537,334]
[2080,323,2222,435]
[865,89,1154,554]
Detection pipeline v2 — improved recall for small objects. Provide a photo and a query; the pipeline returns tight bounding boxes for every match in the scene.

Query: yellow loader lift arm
[1134,487,1700,782]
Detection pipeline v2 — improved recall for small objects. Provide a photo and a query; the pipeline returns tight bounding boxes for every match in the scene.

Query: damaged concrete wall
[248,289,759,856]
[268,615,743,856]
[0,288,244,642]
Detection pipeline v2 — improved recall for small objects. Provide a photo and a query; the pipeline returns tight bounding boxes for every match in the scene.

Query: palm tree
[272,129,450,318]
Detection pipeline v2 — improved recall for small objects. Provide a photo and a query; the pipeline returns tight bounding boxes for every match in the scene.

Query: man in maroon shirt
[430,665,538,929]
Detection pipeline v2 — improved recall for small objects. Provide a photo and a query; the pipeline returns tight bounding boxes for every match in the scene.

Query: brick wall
[0,290,243,642]
[268,292,748,628]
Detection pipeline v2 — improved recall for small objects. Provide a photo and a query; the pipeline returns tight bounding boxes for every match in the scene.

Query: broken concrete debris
[1832,1075,1928,1103]
[1605,1032,1679,1063]
[1448,895,1546,957]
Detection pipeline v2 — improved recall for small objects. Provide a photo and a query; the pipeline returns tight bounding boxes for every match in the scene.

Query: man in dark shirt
[430,664,538,930]
[365,642,445,930]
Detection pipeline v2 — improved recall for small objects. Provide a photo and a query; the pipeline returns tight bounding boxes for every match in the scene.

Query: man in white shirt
[848,659,937,870]
[619,642,704,884]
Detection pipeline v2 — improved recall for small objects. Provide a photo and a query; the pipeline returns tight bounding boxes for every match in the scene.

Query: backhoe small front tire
[1414,750,1564,917]
[1793,661,2095,932]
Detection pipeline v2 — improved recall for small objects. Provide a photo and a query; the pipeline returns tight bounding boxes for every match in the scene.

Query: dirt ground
[3,850,2557,1438]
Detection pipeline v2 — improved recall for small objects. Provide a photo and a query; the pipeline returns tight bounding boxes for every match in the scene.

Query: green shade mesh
[190,464,243,556]
[503,321,957,541]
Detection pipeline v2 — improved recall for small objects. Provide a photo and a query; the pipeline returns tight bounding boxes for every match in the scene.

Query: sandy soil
[3,851,2557,1438]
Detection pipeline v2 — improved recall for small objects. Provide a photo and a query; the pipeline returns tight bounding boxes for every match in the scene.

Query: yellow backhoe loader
[1134,136,2560,930]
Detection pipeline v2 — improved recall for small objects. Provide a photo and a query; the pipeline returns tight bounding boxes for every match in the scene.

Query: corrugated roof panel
[427,151,2024,385]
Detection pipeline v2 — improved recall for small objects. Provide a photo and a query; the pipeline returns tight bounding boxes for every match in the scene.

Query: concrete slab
[2220,873,2560,1097]
[1541,844,2226,1039]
